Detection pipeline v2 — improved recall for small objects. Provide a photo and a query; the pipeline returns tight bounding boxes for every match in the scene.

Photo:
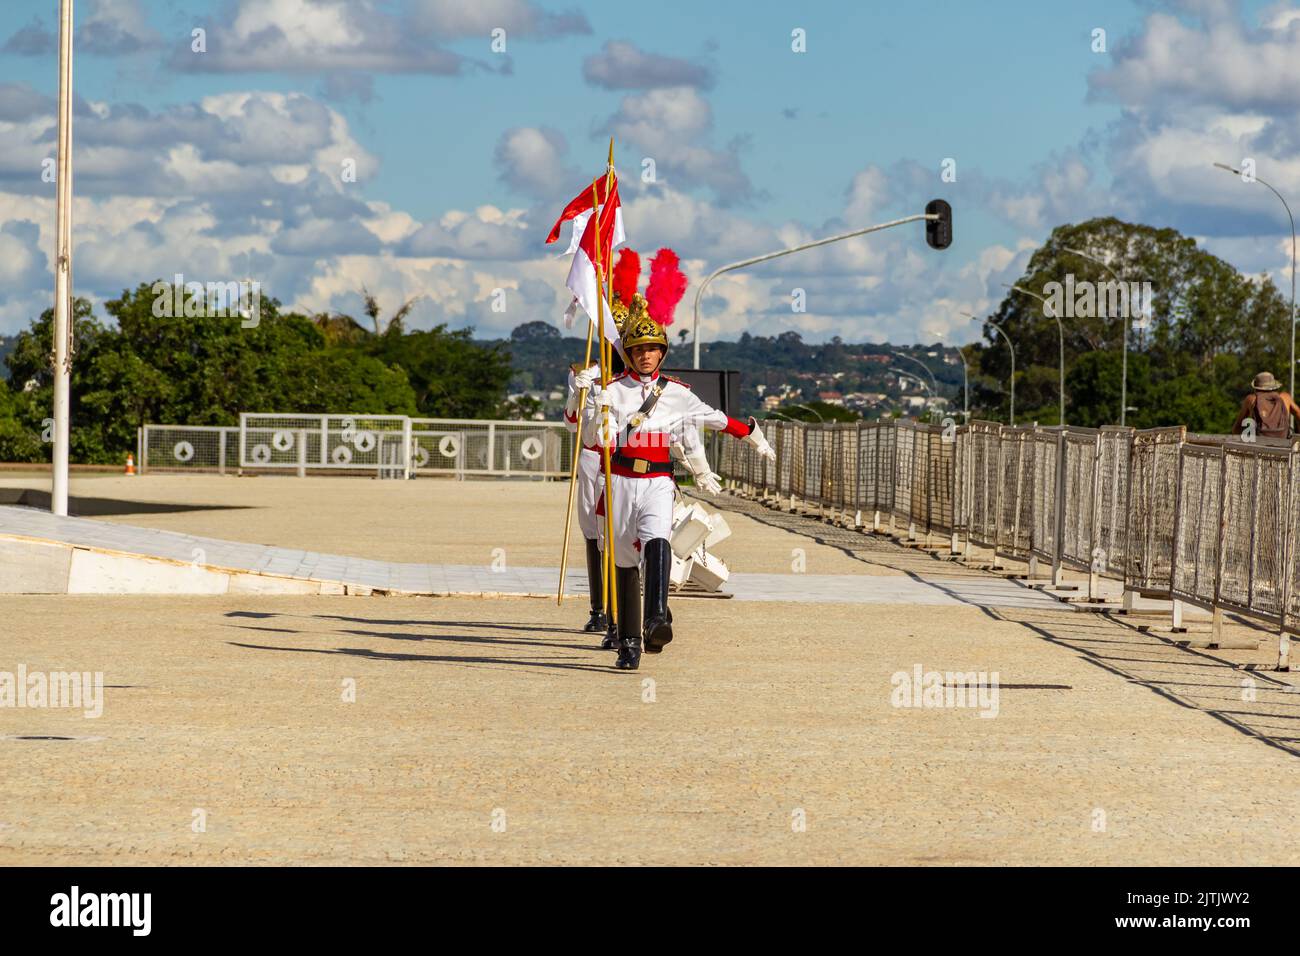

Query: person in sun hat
[1231,371,1300,439]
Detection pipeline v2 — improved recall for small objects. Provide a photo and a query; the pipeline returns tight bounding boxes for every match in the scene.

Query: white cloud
[843,166,891,226]
[583,40,714,90]
[494,126,580,199]
[174,0,470,75]
[78,0,161,55]
[3,0,161,57]
[410,0,591,39]
[1090,8,1300,112]
[602,87,755,203]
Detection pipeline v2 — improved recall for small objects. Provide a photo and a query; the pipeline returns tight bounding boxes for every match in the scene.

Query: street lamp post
[1064,246,1131,426]
[922,330,968,422]
[953,346,968,422]
[1005,283,1066,426]
[51,0,75,516]
[787,402,825,423]
[892,349,941,402]
[1213,162,1298,397]
[964,311,1015,425]
[892,355,941,422]
[691,211,944,369]
[890,367,935,420]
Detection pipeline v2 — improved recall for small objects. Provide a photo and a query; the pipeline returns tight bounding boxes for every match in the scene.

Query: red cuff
[564,408,577,423]
[722,416,753,438]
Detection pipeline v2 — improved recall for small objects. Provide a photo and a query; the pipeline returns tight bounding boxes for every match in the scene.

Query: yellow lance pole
[592,143,618,626]
[555,316,598,605]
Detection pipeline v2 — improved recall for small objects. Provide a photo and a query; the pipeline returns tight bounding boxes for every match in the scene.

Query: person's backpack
[1253,391,1291,438]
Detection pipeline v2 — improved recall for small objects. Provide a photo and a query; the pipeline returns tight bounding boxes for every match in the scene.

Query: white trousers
[607,473,675,568]
[577,448,602,540]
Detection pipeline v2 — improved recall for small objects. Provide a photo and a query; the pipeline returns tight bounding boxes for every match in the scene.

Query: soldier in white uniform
[582,299,775,670]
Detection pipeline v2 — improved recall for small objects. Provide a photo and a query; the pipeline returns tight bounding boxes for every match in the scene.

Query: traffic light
[925,199,952,250]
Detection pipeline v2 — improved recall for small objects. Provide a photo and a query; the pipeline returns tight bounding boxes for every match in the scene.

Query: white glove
[572,364,601,391]
[683,446,723,495]
[587,390,621,446]
[743,418,775,462]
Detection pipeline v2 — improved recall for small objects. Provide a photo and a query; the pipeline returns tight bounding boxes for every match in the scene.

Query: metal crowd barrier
[411,418,571,478]
[144,416,573,479]
[1001,425,1035,563]
[239,413,413,477]
[1095,427,1134,579]
[718,417,1300,668]
[139,425,240,474]
[1124,426,1185,597]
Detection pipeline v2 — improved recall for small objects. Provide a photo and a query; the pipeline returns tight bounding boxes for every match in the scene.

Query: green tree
[971,217,1290,430]
[366,324,513,418]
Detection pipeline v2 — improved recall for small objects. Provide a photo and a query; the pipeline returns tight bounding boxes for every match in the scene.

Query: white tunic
[578,369,751,566]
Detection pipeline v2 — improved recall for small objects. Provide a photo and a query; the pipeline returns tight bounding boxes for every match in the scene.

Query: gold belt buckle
[633,458,648,474]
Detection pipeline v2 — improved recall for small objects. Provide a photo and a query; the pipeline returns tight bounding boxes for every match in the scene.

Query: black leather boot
[614,565,642,670]
[582,538,608,633]
[642,537,674,654]
[601,614,618,649]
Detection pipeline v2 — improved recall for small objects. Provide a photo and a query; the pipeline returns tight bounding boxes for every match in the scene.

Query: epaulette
[612,370,631,381]
[660,373,691,388]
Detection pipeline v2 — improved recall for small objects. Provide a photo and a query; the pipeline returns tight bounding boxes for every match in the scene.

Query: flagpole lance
[590,173,619,626]
[556,316,598,605]
[551,139,620,618]
[601,137,617,621]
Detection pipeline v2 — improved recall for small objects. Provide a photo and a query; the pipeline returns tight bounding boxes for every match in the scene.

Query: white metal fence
[141,415,574,479]
[139,425,240,474]
[718,418,1300,668]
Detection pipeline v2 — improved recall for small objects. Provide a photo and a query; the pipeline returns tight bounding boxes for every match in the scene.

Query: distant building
[817,391,844,405]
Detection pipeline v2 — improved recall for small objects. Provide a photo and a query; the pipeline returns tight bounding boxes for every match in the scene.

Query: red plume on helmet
[611,248,641,304]
[646,248,687,328]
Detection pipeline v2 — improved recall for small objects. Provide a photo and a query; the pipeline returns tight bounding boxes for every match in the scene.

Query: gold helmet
[610,294,631,335]
[621,295,667,351]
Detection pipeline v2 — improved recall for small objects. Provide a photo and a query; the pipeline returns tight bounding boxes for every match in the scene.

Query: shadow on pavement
[0,488,253,516]
[706,489,1300,759]
[227,640,617,675]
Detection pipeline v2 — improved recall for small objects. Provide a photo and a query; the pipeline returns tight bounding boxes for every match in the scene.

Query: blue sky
[1,0,1298,346]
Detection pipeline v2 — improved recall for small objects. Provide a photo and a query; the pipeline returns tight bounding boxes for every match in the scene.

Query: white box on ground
[671,503,711,558]
[670,553,694,588]
[704,512,731,549]
[672,499,690,526]
[689,550,729,591]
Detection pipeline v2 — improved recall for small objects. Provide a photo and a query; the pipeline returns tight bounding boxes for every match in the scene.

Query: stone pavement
[0,503,1064,610]
[3,480,1300,865]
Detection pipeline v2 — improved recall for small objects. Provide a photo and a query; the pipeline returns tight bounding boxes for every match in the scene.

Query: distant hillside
[482,321,966,420]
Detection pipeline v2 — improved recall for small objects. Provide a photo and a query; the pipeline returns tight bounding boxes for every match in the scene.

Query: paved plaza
[1,473,1296,865]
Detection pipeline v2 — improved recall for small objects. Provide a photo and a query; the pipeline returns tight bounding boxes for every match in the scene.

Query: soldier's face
[629,344,665,375]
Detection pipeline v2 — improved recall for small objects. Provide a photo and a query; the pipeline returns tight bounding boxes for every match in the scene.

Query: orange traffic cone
[125,453,136,476]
